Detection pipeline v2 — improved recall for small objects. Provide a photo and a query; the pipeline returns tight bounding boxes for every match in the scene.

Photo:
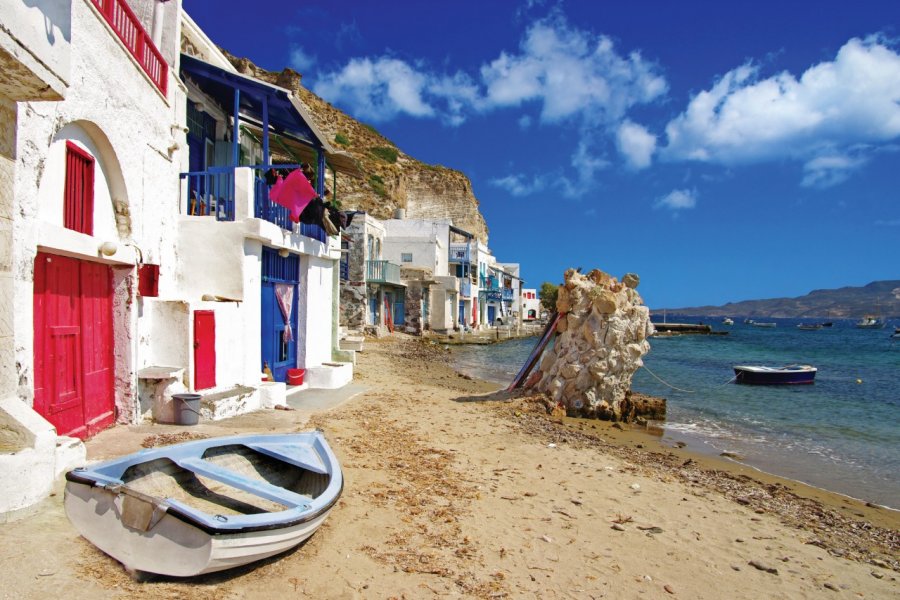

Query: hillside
[658,280,900,319]
[224,53,490,244]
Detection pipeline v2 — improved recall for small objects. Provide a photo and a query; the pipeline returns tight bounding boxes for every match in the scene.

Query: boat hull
[734,365,816,385]
[64,481,332,576]
[63,432,342,577]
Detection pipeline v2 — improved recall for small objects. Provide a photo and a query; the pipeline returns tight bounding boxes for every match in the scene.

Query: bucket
[172,393,201,426]
[287,368,305,386]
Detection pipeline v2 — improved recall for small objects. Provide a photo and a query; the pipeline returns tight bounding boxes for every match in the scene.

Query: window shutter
[64,141,95,235]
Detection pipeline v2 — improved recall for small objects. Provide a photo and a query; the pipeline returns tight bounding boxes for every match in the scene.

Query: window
[64,141,94,235]
[401,253,413,263]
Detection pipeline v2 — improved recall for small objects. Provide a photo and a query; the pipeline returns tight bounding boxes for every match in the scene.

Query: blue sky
[185,0,900,308]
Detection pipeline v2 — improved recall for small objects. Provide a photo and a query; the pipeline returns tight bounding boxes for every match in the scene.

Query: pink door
[193,310,216,390]
[33,253,114,439]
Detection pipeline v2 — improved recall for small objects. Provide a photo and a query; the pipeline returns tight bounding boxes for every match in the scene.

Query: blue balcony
[459,279,472,297]
[502,288,514,301]
[366,260,402,285]
[180,165,328,244]
[449,243,470,263]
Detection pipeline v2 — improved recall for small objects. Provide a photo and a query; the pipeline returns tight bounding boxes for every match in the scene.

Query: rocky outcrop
[223,51,489,244]
[534,268,659,422]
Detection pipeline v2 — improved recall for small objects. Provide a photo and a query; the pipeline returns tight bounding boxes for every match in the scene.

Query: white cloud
[874,218,900,226]
[801,153,868,188]
[313,57,435,122]
[479,17,667,124]
[289,46,316,73]
[489,173,550,197]
[662,37,900,171]
[616,120,656,169]
[655,189,697,211]
[311,13,666,138]
[518,115,532,129]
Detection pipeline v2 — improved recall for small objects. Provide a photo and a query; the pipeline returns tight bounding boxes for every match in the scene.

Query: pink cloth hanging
[269,170,317,223]
[274,283,294,342]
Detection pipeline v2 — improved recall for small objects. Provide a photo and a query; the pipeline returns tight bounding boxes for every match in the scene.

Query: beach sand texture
[0,335,896,599]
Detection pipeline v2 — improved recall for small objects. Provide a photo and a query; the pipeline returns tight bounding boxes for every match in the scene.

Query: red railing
[91,0,168,95]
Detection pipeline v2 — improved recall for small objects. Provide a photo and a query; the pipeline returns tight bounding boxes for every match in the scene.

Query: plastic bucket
[287,368,305,386]
[172,393,201,426]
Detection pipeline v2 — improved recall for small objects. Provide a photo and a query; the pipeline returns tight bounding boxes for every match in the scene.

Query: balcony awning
[449,225,474,238]
[180,54,361,177]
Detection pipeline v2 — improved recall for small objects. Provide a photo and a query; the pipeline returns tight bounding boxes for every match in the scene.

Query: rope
[640,364,696,393]
[640,364,738,393]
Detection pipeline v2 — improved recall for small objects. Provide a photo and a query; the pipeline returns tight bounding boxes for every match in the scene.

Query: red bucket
[287,368,305,386]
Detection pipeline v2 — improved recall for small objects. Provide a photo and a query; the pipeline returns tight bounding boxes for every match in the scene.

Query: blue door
[261,249,299,382]
[393,299,405,326]
[458,301,465,325]
[488,305,496,324]
[369,296,378,325]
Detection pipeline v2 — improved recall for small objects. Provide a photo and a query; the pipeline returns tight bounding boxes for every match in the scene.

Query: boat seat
[173,457,312,508]
[245,442,328,475]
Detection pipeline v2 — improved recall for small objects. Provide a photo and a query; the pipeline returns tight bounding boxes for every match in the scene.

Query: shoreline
[0,334,895,598]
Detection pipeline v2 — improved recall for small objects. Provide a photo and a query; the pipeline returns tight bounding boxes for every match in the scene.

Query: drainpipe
[151,0,171,48]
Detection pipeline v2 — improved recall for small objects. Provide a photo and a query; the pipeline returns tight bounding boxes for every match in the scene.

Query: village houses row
[0,0,541,517]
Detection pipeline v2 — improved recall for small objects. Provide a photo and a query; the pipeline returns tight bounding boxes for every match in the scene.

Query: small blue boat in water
[65,431,343,577]
[733,364,817,385]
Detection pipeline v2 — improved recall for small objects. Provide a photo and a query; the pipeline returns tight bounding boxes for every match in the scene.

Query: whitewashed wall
[298,254,336,367]
[13,0,184,417]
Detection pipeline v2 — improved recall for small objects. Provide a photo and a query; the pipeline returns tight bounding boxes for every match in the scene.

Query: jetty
[652,323,728,336]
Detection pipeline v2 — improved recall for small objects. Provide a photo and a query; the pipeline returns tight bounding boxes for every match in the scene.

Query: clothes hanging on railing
[269,169,317,223]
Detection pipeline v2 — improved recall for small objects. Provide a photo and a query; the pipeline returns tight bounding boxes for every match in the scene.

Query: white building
[0,0,358,517]
[521,288,541,321]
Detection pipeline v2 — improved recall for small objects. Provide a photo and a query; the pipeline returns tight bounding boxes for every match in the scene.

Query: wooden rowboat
[64,431,342,577]
[733,364,816,385]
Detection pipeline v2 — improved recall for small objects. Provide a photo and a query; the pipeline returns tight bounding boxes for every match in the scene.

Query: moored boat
[733,364,816,385]
[751,321,777,328]
[797,323,823,330]
[855,315,883,329]
[722,317,734,325]
[65,431,342,577]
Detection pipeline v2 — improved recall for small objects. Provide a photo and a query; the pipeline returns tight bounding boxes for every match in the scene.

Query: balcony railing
[459,279,472,298]
[502,288,514,301]
[449,243,470,263]
[253,166,327,243]
[90,0,168,95]
[182,168,235,220]
[366,260,401,285]
[179,166,328,243]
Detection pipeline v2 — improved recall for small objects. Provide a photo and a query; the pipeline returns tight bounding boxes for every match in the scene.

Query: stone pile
[534,268,658,421]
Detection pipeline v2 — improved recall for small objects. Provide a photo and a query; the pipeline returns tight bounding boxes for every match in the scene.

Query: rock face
[535,268,657,421]
[223,51,489,245]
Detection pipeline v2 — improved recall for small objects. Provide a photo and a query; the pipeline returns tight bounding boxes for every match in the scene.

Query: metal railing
[90,0,168,95]
[449,244,470,262]
[366,260,401,285]
[252,166,327,243]
[459,279,472,297]
[181,168,235,220]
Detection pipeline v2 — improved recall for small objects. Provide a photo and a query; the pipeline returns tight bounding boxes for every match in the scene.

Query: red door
[193,310,216,390]
[33,253,114,439]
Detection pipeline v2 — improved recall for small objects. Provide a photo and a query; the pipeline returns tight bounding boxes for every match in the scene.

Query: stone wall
[534,269,657,421]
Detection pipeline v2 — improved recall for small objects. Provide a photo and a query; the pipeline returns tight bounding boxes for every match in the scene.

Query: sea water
[450,318,900,508]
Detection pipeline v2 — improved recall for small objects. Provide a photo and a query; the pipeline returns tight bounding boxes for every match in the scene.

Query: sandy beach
[1,334,897,599]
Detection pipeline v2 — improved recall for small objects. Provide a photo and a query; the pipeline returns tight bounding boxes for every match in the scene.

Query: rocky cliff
[224,52,489,244]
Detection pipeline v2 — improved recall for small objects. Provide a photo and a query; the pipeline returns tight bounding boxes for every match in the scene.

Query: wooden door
[33,253,114,439]
[193,310,216,390]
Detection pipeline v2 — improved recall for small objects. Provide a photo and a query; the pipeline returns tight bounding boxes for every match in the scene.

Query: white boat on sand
[65,431,342,578]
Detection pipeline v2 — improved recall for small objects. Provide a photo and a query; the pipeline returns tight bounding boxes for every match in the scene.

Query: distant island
[654,280,900,319]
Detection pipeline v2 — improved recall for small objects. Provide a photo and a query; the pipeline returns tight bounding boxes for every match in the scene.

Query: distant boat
[751,322,777,328]
[734,364,817,385]
[744,318,754,324]
[820,322,834,327]
[65,432,343,577]
[797,323,823,330]
[722,317,734,325]
[855,315,883,329]
[892,327,900,340]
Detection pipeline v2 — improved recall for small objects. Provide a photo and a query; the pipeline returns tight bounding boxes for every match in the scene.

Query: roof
[180,54,361,177]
